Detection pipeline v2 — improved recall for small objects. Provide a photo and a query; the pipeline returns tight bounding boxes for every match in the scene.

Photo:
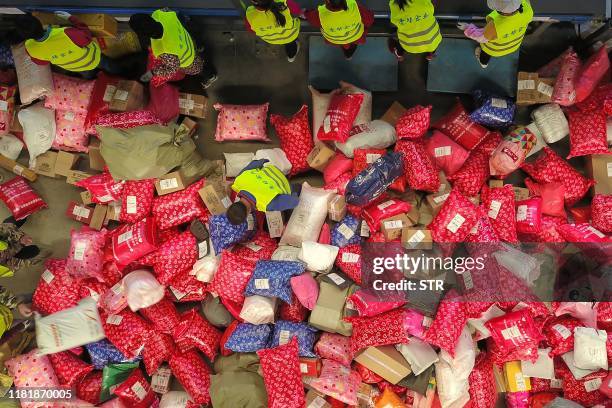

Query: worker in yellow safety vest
[227,159,298,225]
[246,0,302,63]
[305,0,374,60]
[388,0,442,61]
[129,9,218,88]
[460,0,533,68]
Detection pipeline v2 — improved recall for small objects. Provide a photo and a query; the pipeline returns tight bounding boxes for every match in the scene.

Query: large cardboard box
[402,228,433,250]
[88,138,106,172]
[33,12,118,37]
[33,151,58,178]
[353,346,412,384]
[380,101,407,126]
[109,80,145,112]
[178,93,207,119]
[587,154,612,195]
[307,142,335,171]
[155,171,187,196]
[55,151,79,177]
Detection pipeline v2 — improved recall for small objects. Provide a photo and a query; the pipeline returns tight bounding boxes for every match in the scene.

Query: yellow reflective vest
[232,165,291,212]
[246,0,300,45]
[150,10,195,68]
[25,28,101,72]
[390,0,441,53]
[318,0,364,45]
[482,0,533,57]
[0,305,12,338]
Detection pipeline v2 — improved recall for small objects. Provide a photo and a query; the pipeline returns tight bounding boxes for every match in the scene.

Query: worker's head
[487,0,522,14]
[129,14,163,39]
[393,0,413,10]
[14,14,45,41]
[227,201,249,225]
[325,0,349,11]
[251,0,287,26]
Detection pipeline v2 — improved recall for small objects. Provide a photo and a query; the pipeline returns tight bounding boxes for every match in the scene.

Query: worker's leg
[475,46,492,68]
[342,43,358,60]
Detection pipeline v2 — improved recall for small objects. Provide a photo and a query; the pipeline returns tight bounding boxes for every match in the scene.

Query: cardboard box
[328,194,346,222]
[88,138,106,171]
[266,211,284,239]
[354,346,412,384]
[66,202,93,224]
[55,151,79,177]
[178,93,207,119]
[356,383,375,408]
[10,106,22,134]
[66,170,93,185]
[309,281,351,334]
[105,203,121,223]
[89,204,107,231]
[33,151,58,178]
[33,12,118,37]
[406,205,419,226]
[0,154,36,182]
[504,361,531,392]
[402,228,433,250]
[97,31,141,58]
[81,190,92,206]
[512,187,530,201]
[155,171,186,195]
[381,213,409,241]
[425,191,450,216]
[109,80,145,112]
[418,203,433,227]
[380,101,407,126]
[177,117,198,139]
[298,357,321,377]
[198,181,231,215]
[587,154,612,195]
[305,390,331,408]
[307,142,335,171]
[516,72,554,105]
[489,179,504,188]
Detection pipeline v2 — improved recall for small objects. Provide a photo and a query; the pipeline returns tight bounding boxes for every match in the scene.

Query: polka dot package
[213,102,271,142]
[44,73,95,113]
[310,359,361,405]
[469,90,516,129]
[169,350,212,405]
[5,349,60,408]
[257,338,306,408]
[429,189,479,243]
[119,179,155,224]
[396,104,432,139]
[244,260,305,304]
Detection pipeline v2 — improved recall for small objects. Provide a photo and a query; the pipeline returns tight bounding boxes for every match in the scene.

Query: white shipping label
[433,193,449,204]
[111,282,123,295]
[366,153,381,163]
[607,162,612,177]
[12,165,23,176]
[434,146,451,157]
[514,373,527,391]
[377,201,394,210]
[159,178,178,190]
[255,278,269,289]
[266,211,284,238]
[553,324,571,340]
[407,230,425,244]
[422,316,433,327]
[126,195,137,214]
[584,378,602,392]
[243,242,262,252]
[384,220,403,230]
[246,214,255,230]
[501,325,522,340]
[488,200,502,220]
[537,82,554,97]
[41,269,54,284]
[106,315,123,325]
[341,252,360,263]
[587,226,605,238]
[118,230,133,244]
[279,330,291,345]
[518,79,535,90]
[323,115,331,133]
[179,97,195,111]
[113,89,129,101]
[360,222,370,237]
[549,378,563,388]
[491,98,508,109]
[463,270,474,290]
[0,100,8,112]
[327,273,345,285]
[169,286,187,300]
[221,196,232,208]
[103,85,116,102]
[63,111,75,121]
[98,194,113,203]
[337,223,354,240]
[308,396,328,408]
[131,381,147,401]
[516,205,528,221]
[89,289,100,302]
[198,241,208,258]
[300,363,308,373]
[74,242,87,261]
[72,206,91,219]
[446,214,466,233]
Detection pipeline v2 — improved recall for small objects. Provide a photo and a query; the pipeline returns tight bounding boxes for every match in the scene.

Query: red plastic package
[77,370,103,405]
[485,309,542,361]
[592,193,612,233]
[324,153,353,184]
[575,46,610,103]
[557,223,610,242]
[257,338,306,408]
[153,230,197,285]
[142,331,174,376]
[521,215,566,243]
[347,289,405,317]
[542,315,583,356]
[567,108,609,158]
[76,172,124,204]
[84,72,120,133]
[468,353,497,408]
[66,227,107,280]
[317,93,364,143]
[335,244,362,285]
[569,206,591,224]
[120,179,155,224]
[169,349,211,405]
[0,177,46,220]
[78,278,109,302]
[521,147,594,206]
[489,127,537,176]
[271,105,314,177]
[425,130,469,176]
[95,110,161,131]
[423,292,467,356]
[113,368,157,408]
[430,189,479,243]
[152,179,207,230]
[209,250,257,304]
[354,362,383,383]
[231,232,278,264]
[561,369,608,406]
[147,82,179,124]
[172,308,221,360]
[524,179,566,218]
[552,48,581,106]
[48,351,94,387]
[139,298,180,334]
[465,206,500,244]
[433,101,489,150]
[315,333,352,367]
[112,217,158,268]
[279,293,309,322]
[352,148,386,175]
[167,269,208,303]
[33,259,81,315]
[396,104,432,139]
[324,171,352,196]
[101,309,152,359]
[596,302,612,331]
[515,197,543,234]
[395,140,440,192]
[347,308,409,355]
[362,198,411,232]
[481,185,518,243]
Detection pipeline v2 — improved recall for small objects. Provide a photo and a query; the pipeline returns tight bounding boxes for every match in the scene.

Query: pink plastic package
[120,179,155,224]
[5,350,61,408]
[76,172,125,204]
[98,280,128,315]
[112,217,158,267]
[481,185,518,243]
[396,104,432,139]
[66,227,107,280]
[423,292,468,356]
[395,139,441,192]
[489,127,537,177]
[515,197,543,234]
[430,189,479,243]
[310,359,361,405]
[317,93,364,143]
[0,176,47,220]
[567,108,609,158]
[53,109,89,153]
[485,309,542,362]
[362,198,411,232]
[45,73,95,113]
[403,308,428,339]
[314,333,352,367]
[257,338,306,408]
[551,48,581,106]
[323,152,353,184]
[214,103,270,142]
[290,273,319,310]
[575,46,610,103]
[556,223,610,243]
[425,130,469,176]
[347,289,405,317]
[591,193,612,233]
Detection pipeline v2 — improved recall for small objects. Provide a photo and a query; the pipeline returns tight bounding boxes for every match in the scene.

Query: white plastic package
[160,391,192,408]
[11,44,54,104]
[531,104,569,144]
[435,327,476,408]
[493,244,541,285]
[272,245,301,261]
[280,183,335,247]
[521,348,555,379]
[310,85,337,142]
[254,148,293,175]
[526,122,548,158]
[0,134,24,161]
[239,295,278,325]
[192,255,220,283]
[573,326,608,371]
[35,297,105,355]
[561,351,597,380]
[339,81,372,126]
[335,120,397,158]
[396,338,439,376]
[18,102,55,167]
[123,269,165,311]
[224,152,255,178]
[298,241,339,273]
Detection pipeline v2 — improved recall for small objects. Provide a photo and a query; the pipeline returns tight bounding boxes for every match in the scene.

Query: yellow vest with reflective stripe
[0,305,13,338]
[246,1,301,45]
[318,0,364,45]
[390,0,441,53]
[25,28,101,72]
[150,10,195,68]
[482,0,533,57]
[232,165,291,212]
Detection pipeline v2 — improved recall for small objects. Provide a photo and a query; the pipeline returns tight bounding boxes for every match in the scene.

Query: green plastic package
[100,361,139,402]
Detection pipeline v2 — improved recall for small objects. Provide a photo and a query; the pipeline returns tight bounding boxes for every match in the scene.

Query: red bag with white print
[169,349,211,405]
[77,370,103,405]
[209,250,257,304]
[113,368,157,408]
[362,198,411,232]
[120,179,155,224]
[271,105,314,177]
[551,49,581,106]
[596,302,612,331]
[112,217,158,268]
[425,130,469,176]
[142,331,174,376]
[317,93,364,143]
[140,298,180,334]
[101,309,152,359]
[542,315,583,356]
[557,223,610,243]
[480,185,518,243]
[167,269,208,303]
[172,308,221,360]
[347,308,409,356]
[85,72,120,133]
[324,152,353,184]
[66,227,107,280]
[567,108,609,158]
[430,189,479,243]
[153,230,197,285]
[465,205,500,244]
[352,148,385,175]
[561,369,608,407]
[0,177,47,220]
[76,172,124,204]
[152,179,207,230]
[485,309,542,362]
[423,291,467,357]
[48,351,94,387]
[395,140,440,192]
[515,197,543,234]
[33,259,81,315]
[448,150,490,197]
[468,353,497,408]
[348,289,405,318]
[324,171,352,196]
[591,193,612,233]
[231,232,278,264]
[336,244,362,285]
[257,338,306,408]
[433,101,489,150]
[78,278,109,302]
[525,179,566,218]
[279,293,308,322]
[396,105,432,140]
[520,215,566,243]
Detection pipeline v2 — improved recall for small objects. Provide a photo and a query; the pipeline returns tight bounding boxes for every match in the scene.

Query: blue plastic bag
[345,152,404,206]
[209,212,256,254]
[244,260,305,303]
[330,215,361,248]
[271,320,318,357]
[469,90,515,129]
[85,339,141,370]
[225,323,272,352]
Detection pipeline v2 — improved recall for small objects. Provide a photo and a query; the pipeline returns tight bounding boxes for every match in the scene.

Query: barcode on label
[63,111,75,121]
[243,242,262,252]
[384,220,403,229]
[126,195,137,214]
[221,196,232,208]
[360,222,370,237]
[433,193,449,204]
[552,324,571,340]
[516,205,528,221]
[103,85,116,102]
[514,372,527,391]
[607,162,612,177]
[160,178,178,190]
[377,201,394,210]
[131,381,147,400]
[300,363,308,373]
[72,206,91,219]
[41,269,54,284]
[337,223,354,240]
[550,378,563,388]
[118,230,133,244]
[518,79,535,90]
[111,282,123,295]
[434,146,451,157]
[407,230,425,244]
[198,241,208,258]
[308,396,327,408]
[491,98,508,109]
[341,252,359,263]
[279,330,291,345]
[74,242,87,261]
[446,214,465,233]
[255,279,269,289]
[366,153,381,163]
[328,273,345,285]
[114,89,129,101]
[584,378,602,392]
[179,98,195,110]
[463,271,474,290]
[501,325,522,340]
[488,200,502,220]
[537,82,554,97]
[106,315,123,325]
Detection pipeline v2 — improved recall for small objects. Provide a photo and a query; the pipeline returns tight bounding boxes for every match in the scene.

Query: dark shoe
[287,41,300,63]
[14,245,39,260]
[342,44,358,60]
[426,52,436,61]
[475,47,488,68]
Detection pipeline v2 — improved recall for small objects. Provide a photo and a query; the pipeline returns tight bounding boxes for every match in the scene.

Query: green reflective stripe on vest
[25,28,101,72]
[390,0,441,53]
[151,10,195,68]
[482,0,533,57]
[231,165,290,212]
[318,0,364,45]
[246,1,301,45]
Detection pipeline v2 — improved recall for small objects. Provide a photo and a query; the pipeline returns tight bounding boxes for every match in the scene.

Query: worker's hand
[17,303,33,318]
[54,11,71,20]
[456,22,469,31]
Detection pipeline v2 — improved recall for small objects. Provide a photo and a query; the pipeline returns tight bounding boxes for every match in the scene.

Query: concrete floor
[0,21,580,298]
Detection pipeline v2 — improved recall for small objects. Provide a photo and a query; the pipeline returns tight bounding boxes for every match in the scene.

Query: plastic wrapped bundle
[531,104,569,144]
[469,90,515,129]
[345,152,404,206]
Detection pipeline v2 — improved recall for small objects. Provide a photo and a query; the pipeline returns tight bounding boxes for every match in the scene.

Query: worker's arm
[483,19,497,41]
[286,0,302,16]
[244,17,254,33]
[304,9,321,28]
[65,15,93,47]
[357,2,375,28]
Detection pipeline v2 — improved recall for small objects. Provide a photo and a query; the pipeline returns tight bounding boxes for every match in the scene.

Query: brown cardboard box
[155,171,186,195]
[305,390,332,408]
[109,80,145,112]
[0,154,36,182]
[33,12,118,37]
[402,228,433,250]
[105,203,121,223]
[328,194,347,222]
[354,346,412,384]
[89,204,107,231]
[380,101,407,126]
[55,151,79,177]
[178,117,198,138]
[426,191,450,216]
[10,106,22,134]
[198,181,231,215]
[88,138,106,171]
[66,201,93,224]
[381,214,410,241]
[307,142,335,171]
[489,179,504,188]
[516,72,554,105]
[66,170,93,185]
[266,211,284,238]
[309,281,351,334]
[81,191,92,206]
[418,203,433,226]
[587,154,612,195]
[406,205,420,226]
[178,93,207,119]
[513,187,530,201]
[33,151,58,178]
